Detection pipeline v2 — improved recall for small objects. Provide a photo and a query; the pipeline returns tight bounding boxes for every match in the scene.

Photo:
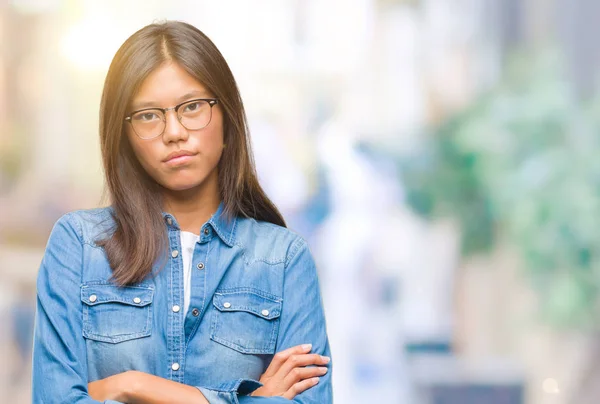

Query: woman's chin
[161,181,204,193]
[156,170,217,195]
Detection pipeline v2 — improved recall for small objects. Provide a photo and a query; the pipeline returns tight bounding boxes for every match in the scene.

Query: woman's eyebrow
[177,90,210,102]
[131,90,211,110]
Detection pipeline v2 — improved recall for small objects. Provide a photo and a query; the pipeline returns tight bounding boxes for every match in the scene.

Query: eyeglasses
[124,98,219,140]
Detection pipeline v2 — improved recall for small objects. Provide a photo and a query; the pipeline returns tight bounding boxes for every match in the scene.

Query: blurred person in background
[31,21,332,404]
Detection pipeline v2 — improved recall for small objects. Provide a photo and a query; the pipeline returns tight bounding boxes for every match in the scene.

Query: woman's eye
[134,112,159,122]
[184,102,202,112]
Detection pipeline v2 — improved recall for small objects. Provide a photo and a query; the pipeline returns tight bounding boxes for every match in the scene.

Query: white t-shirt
[180,231,200,316]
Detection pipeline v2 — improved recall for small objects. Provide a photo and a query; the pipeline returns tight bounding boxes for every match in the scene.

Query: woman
[32,21,332,404]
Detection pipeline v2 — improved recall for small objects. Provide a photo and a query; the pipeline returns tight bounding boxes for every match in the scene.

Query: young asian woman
[31,21,332,404]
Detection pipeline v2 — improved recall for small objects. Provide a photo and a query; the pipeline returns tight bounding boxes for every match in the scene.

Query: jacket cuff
[196,379,263,404]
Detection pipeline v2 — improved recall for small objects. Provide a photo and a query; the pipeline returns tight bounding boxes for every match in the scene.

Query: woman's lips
[164,154,196,166]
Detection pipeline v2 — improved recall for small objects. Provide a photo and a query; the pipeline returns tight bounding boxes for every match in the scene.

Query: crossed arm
[87,345,330,403]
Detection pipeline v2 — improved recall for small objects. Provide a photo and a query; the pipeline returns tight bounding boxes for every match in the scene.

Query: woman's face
[126,61,224,195]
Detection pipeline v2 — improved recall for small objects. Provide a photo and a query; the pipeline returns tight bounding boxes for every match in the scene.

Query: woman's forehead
[131,62,210,108]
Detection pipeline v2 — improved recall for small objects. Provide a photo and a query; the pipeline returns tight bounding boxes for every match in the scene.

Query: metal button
[166,217,172,225]
[172,305,180,313]
[192,308,200,317]
[89,294,97,303]
[261,309,270,317]
[171,362,180,371]
[133,297,141,304]
[197,262,205,270]
[223,302,231,308]
[204,228,210,235]
[171,250,179,258]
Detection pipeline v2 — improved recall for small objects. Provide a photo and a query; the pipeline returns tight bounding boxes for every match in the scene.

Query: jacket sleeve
[32,213,124,404]
[197,238,333,404]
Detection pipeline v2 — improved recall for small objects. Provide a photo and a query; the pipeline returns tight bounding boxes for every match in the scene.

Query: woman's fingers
[283,366,328,386]
[263,344,312,378]
[283,377,320,400]
[277,353,330,379]
[253,345,330,400]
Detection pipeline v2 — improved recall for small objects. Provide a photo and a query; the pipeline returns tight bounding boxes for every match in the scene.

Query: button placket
[167,231,184,383]
[182,230,210,344]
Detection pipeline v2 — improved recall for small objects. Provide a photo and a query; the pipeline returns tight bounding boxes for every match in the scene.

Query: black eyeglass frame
[124,98,219,139]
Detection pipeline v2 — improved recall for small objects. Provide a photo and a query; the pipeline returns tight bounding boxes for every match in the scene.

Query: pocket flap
[213,290,282,320]
[81,283,154,307]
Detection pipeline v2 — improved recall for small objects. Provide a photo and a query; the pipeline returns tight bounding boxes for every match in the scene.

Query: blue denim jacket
[32,203,332,403]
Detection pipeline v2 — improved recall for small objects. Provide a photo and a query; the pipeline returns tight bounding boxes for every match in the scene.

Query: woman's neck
[162,186,220,235]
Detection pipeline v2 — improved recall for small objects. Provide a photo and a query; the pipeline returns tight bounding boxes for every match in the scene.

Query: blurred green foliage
[401,51,600,329]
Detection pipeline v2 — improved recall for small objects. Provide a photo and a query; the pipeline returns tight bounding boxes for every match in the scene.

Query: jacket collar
[207,201,237,247]
[162,201,237,247]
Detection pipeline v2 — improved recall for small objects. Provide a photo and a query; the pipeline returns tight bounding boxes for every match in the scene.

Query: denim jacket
[32,203,332,403]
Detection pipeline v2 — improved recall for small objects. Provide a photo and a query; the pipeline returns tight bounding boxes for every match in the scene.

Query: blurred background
[1,0,600,403]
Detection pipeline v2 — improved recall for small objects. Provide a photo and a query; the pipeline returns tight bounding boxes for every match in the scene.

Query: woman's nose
[161,110,189,143]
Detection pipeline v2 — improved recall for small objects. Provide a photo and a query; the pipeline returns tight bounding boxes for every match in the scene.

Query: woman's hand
[88,370,134,402]
[251,344,330,400]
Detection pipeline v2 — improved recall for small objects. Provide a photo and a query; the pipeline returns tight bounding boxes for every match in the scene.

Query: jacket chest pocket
[210,289,282,354]
[81,283,154,344]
